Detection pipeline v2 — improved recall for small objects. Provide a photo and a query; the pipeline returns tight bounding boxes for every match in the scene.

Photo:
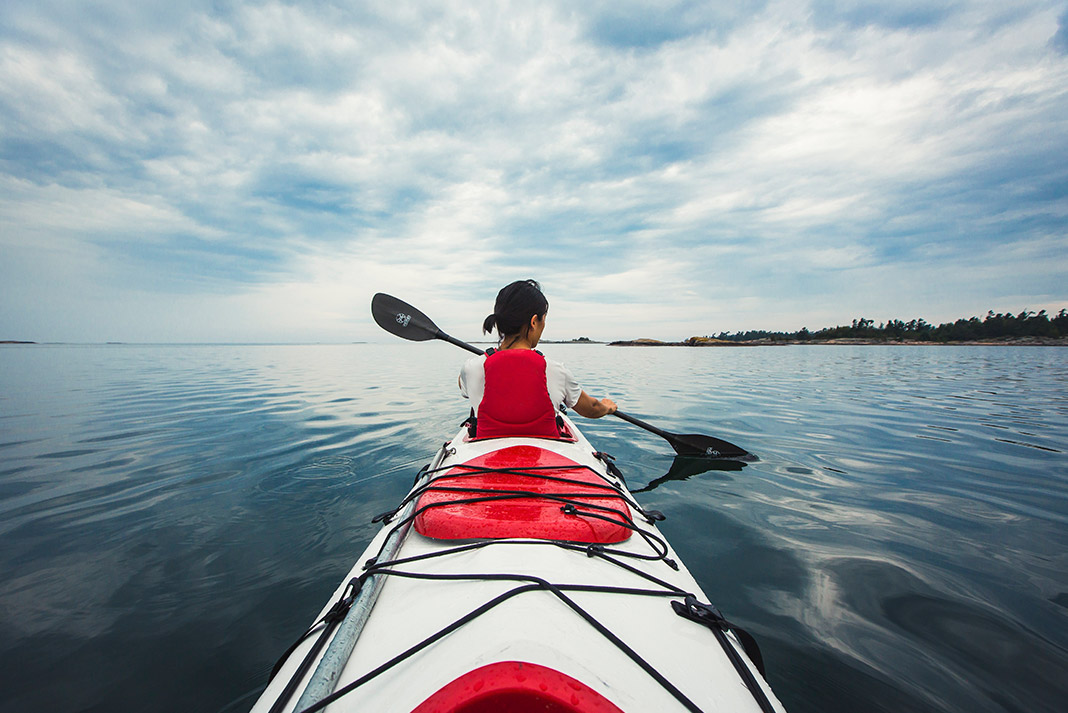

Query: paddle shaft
[440,330,484,356]
[612,410,671,439]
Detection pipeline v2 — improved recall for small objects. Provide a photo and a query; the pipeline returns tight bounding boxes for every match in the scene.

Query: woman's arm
[571,390,617,418]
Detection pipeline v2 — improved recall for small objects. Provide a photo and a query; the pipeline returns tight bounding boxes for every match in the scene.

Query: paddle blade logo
[396,313,412,328]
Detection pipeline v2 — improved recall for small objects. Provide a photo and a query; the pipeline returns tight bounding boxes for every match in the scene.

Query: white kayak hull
[251,416,787,713]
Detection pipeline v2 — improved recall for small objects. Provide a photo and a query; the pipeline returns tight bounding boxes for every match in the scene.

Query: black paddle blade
[372,293,441,342]
[668,433,753,460]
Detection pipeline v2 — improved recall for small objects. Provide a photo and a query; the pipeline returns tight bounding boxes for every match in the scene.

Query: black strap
[593,451,629,488]
[672,596,775,713]
[266,577,362,713]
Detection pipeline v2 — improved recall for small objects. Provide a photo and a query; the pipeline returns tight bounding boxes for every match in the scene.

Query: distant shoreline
[609,337,1068,347]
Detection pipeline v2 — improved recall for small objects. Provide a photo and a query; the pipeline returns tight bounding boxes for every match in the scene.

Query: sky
[2,1,1067,343]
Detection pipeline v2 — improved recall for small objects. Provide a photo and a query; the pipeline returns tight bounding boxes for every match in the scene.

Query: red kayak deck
[413,445,631,544]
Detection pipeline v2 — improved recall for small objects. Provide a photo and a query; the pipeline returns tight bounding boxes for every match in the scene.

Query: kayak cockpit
[410,659,626,712]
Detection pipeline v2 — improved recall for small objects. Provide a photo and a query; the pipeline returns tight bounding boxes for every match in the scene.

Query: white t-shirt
[460,351,583,413]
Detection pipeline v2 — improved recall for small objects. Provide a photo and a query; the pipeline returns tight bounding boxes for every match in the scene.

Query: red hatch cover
[414,445,631,543]
[411,660,626,713]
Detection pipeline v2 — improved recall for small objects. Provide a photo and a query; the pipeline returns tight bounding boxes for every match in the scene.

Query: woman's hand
[573,391,617,419]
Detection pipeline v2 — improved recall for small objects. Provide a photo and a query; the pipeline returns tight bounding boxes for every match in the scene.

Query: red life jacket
[475,349,560,439]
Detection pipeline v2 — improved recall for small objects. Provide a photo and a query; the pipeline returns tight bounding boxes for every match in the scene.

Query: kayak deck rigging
[257,421,783,713]
[404,445,657,545]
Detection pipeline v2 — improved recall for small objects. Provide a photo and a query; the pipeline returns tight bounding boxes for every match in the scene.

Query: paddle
[371,292,752,458]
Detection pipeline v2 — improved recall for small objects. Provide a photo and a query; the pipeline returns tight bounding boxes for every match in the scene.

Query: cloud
[1,1,1066,341]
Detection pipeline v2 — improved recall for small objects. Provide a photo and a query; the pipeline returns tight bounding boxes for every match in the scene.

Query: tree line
[711,310,1068,343]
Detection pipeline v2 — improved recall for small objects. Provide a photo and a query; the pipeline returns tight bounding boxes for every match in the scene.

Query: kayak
[251,414,787,713]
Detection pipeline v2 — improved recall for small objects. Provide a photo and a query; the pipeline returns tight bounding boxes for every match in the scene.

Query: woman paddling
[460,280,617,438]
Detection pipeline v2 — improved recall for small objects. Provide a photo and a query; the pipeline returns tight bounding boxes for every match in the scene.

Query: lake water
[1,343,1066,713]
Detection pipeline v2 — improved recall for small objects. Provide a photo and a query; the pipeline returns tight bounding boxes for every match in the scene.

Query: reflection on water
[630,454,746,493]
[1,343,1066,713]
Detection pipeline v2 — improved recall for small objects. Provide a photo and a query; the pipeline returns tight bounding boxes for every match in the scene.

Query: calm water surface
[1,344,1066,713]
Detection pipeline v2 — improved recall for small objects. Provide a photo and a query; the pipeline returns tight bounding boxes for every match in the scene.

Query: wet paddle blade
[372,293,441,342]
[668,433,753,459]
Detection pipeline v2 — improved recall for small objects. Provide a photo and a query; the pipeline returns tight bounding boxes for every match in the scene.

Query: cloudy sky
[2,1,1066,343]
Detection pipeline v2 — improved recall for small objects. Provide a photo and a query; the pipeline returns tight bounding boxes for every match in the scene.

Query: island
[609,310,1068,346]
[543,337,604,344]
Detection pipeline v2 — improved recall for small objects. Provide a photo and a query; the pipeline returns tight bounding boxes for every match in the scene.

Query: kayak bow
[252,415,786,713]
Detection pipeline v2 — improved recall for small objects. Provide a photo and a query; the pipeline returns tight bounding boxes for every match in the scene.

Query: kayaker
[460,279,617,438]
